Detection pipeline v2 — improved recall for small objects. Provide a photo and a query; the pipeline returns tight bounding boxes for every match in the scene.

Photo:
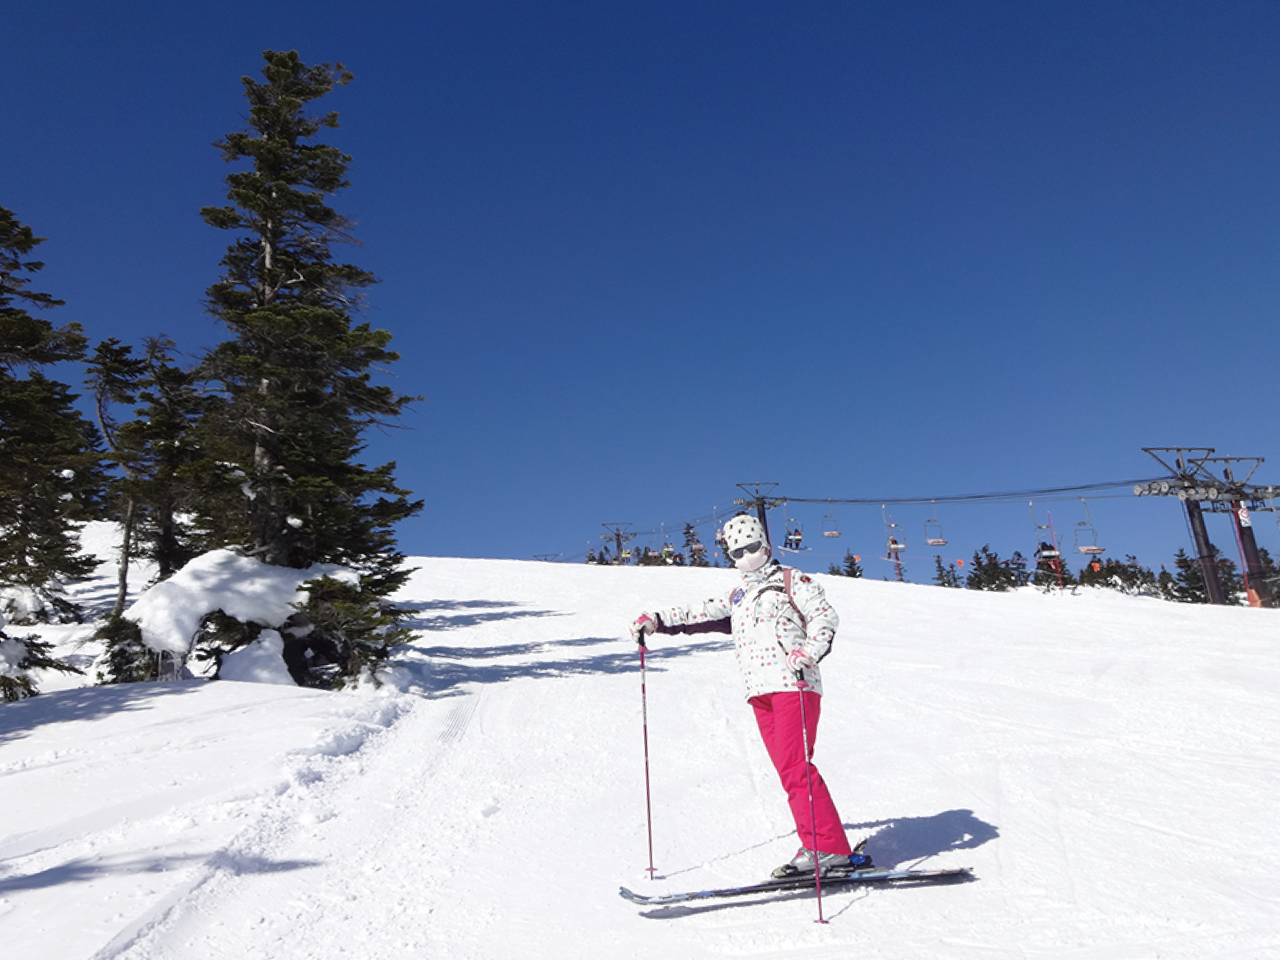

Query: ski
[619,866,973,906]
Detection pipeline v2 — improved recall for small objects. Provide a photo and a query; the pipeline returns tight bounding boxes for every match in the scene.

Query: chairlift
[882,505,906,554]
[924,500,948,547]
[1074,498,1105,556]
[782,500,806,550]
[659,523,675,558]
[822,500,842,538]
[1029,501,1060,559]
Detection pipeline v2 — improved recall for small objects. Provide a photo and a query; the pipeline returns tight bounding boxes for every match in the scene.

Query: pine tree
[1077,554,1158,596]
[0,207,94,698]
[1168,548,1204,603]
[965,545,1028,592]
[0,206,106,627]
[87,335,203,610]
[827,550,864,578]
[683,523,709,567]
[87,337,206,683]
[932,555,962,588]
[0,619,82,701]
[1217,553,1243,606]
[188,51,422,687]
[1257,546,1280,600]
[1170,545,1241,605]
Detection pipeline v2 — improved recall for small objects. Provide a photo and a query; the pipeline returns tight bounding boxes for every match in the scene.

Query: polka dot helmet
[722,514,768,553]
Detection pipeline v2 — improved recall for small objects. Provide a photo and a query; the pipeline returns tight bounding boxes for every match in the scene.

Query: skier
[628,513,862,878]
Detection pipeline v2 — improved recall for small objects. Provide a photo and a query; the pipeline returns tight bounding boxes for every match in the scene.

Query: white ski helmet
[722,514,769,555]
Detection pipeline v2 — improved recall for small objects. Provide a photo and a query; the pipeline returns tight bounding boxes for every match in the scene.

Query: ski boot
[770,839,873,879]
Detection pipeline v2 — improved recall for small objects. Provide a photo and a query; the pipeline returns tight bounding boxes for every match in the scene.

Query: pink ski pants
[749,690,852,856]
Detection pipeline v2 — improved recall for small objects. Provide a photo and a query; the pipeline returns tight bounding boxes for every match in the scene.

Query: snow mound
[218,629,294,685]
[123,549,358,656]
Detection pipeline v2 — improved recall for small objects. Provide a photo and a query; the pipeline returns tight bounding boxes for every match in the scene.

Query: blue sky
[5,1,1280,577]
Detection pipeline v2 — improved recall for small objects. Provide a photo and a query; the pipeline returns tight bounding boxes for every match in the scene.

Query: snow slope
[3,543,1279,959]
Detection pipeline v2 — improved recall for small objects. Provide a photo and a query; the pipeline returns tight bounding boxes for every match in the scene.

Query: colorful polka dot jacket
[652,560,839,699]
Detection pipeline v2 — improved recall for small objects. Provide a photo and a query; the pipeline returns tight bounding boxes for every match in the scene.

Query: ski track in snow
[3,541,1280,958]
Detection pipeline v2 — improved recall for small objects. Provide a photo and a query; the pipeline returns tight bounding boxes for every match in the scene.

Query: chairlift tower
[1197,456,1273,608]
[733,483,785,547]
[1134,448,1277,607]
[1137,448,1232,605]
[601,522,637,566]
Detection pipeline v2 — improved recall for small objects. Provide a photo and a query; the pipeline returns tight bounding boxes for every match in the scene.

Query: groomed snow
[2,536,1279,958]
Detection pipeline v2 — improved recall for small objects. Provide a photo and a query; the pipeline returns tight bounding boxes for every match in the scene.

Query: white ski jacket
[653,560,839,699]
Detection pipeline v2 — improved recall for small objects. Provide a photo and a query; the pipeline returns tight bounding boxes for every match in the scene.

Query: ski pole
[640,642,657,879]
[795,673,828,924]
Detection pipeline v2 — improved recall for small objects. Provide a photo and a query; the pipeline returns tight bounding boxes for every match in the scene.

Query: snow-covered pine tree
[190,51,422,687]
[0,206,105,627]
[0,614,81,702]
[87,336,207,683]
[0,206,97,698]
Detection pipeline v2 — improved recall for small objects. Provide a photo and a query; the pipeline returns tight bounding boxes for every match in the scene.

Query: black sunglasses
[729,541,764,561]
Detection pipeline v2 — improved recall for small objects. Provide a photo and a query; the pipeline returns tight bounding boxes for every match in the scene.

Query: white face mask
[733,543,771,572]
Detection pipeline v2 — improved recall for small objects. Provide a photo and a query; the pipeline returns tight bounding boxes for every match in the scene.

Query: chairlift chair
[882,505,906,554]
[1029,501,1061,560]
[782,501,804,550]
[822,501,842,538]
[1074,498,1105,556]
[924,501,948,547]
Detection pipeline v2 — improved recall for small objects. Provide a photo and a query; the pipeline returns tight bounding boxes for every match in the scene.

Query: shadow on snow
[394,636,732,699]
[0,681,207,746]
[0,850,319,894]
[848,808,998,866]
[397,598,565,633]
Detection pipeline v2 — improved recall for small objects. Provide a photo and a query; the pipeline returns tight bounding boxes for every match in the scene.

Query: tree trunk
[113,497,135,617]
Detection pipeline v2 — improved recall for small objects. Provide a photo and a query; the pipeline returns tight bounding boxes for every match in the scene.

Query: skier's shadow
[847,808,998,867]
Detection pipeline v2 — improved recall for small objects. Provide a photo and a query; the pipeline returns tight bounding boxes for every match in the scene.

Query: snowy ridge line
[86,694,414,960]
